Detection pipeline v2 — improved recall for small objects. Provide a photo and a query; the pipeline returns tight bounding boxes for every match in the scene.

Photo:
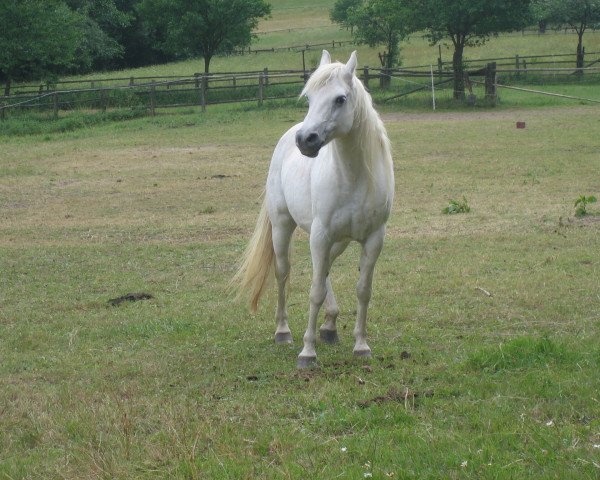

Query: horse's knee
[309,282,327,306]
[275,261,290,283]
[356,282,372,304]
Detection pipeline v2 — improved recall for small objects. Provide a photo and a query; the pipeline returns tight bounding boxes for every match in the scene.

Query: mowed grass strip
[0,104,599,478]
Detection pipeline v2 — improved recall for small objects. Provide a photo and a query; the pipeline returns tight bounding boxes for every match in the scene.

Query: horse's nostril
[306,133,319,145]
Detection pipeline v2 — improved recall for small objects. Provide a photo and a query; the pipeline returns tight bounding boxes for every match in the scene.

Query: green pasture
[54,0,600,81]
[1,101,599,478]
[63,30,600,83]
[1,1,600,476]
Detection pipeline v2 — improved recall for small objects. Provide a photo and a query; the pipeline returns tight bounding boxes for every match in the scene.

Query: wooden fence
[2,51,599,119]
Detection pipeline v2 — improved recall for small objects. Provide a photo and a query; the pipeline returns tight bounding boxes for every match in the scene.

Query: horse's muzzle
[296,130,323,158]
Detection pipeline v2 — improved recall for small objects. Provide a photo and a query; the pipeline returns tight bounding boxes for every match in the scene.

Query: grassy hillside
[61,0,600,80]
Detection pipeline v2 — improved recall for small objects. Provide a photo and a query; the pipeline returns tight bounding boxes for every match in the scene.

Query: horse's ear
[319,50,331,67]
[344,51,357,83]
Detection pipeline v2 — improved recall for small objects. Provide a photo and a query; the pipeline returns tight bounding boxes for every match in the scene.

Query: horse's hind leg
[272,217,296,344]
[319,241,349,344]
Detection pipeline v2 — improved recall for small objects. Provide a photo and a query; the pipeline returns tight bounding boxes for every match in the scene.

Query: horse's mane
[301,63,393,193]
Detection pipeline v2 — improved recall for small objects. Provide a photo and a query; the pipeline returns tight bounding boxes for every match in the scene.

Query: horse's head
[296,50,358,158]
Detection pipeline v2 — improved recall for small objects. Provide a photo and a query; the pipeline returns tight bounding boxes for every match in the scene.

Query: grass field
[53,0,600,80]
[1,101,599,478]
[1,1,600,478]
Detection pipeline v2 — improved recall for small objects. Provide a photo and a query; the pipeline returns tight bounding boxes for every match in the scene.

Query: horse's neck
[332,121,380,176]
[332,135,362,167]
[331,109,393,197]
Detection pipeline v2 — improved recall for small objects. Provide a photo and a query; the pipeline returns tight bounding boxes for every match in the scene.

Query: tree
[416,0,532,100]
[538,0,600,70]
[0,0,84,85]
[113,0,174,68]
[334,0,416,73]
[66,0,132,71]
[139,0,271,74]
[330,0,361,32]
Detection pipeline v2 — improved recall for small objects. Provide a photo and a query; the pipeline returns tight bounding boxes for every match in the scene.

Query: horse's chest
[320,190,389,241]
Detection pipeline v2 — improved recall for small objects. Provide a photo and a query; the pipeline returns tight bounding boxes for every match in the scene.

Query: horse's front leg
[298,225,331,368]
[354,227,385,357]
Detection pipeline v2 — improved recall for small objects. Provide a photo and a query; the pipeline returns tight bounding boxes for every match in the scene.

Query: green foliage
[336,0,417,70]
[442,196,470,214]
[0,0,84,82]
[330,0,361,27]
[65,0,132,71]
[417,0,533,46]
[415,0,533,99]
[540,0,600,31]
[138,0,271,74]
[574,194,597,217]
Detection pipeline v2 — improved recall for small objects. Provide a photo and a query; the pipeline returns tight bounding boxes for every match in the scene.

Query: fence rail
[2,51,599,119]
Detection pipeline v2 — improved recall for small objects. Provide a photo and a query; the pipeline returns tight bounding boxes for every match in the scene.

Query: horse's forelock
[300,62,348,98]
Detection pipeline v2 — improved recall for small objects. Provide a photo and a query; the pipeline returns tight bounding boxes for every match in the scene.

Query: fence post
[258,73,264,107]
[130,77,134,86]
[53,91,59,118]
[101,89,107,113]
[4,79,10,97]
[263,67,269,86]
[200,75,206,112]
[149,83,156,116]
[380,68,391,89]
[363,66,369,89]
[302,50,307,82]
[515,54,520,78]
[484,62,497,106]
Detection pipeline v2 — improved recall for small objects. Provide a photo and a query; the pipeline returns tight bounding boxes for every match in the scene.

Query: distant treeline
[0,0,271,83]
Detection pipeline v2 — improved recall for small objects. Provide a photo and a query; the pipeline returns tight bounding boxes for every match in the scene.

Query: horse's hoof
[353,348,372,358]
[274,332,293,344]
[319,329,339,344]
[297,355,317,369]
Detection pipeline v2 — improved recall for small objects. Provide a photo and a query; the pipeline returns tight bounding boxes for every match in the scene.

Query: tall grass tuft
[467,337,573,372]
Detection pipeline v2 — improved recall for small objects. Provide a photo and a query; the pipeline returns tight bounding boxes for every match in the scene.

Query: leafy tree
[531,0,550,32]
[330,0,361,31]
[335,0,416,72]
[537,0,600,70]
[0,0,84,85]
[66,0,132,71]
[416,0,532,100]
[139,0,271,74]
[114,0,174,68]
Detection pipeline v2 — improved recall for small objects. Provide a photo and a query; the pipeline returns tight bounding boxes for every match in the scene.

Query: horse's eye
[335,95,347,105]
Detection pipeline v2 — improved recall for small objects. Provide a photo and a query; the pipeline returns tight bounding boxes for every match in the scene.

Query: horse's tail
[233,198,274,312]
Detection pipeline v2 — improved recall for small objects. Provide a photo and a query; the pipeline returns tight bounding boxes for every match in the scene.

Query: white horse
[235,50,394,368]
